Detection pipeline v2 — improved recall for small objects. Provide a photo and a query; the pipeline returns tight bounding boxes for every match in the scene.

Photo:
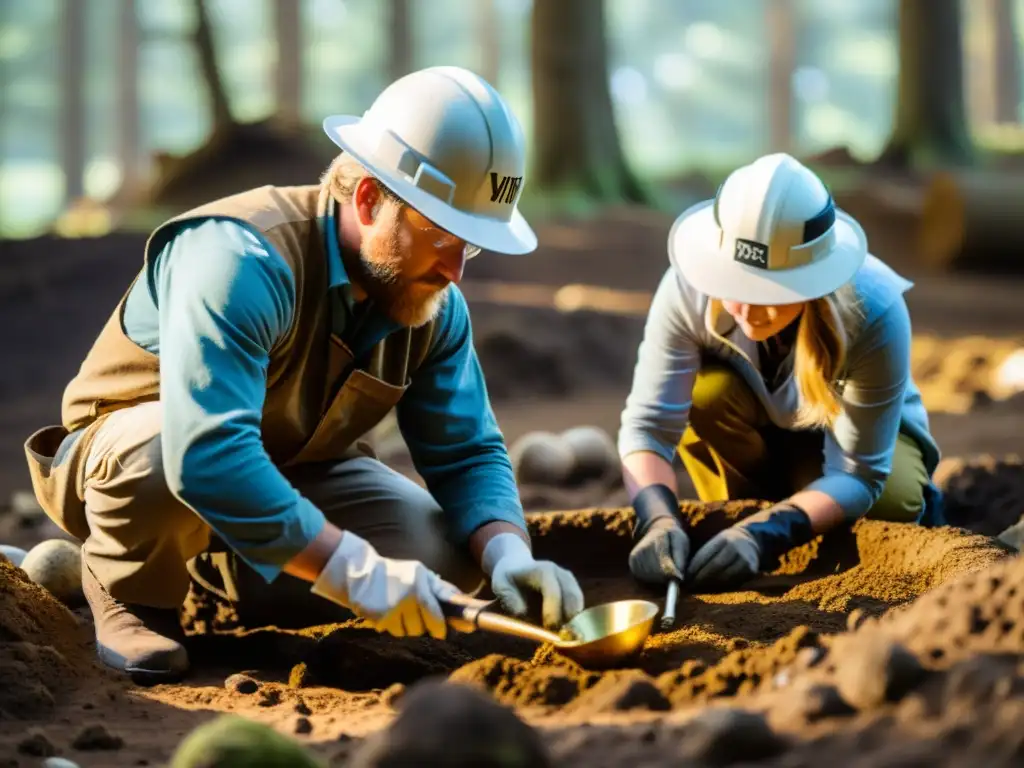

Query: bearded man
[24,66,584,683]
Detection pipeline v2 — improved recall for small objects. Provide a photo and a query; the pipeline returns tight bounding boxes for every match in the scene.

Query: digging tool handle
[439,595,565,646]
[662,578,681,629]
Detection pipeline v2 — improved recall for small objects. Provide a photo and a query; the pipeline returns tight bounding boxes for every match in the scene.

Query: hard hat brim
[668,199,869,305]
[323,115,538,255]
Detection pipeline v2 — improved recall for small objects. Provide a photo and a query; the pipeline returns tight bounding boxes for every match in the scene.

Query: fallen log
[917,170,1024,273]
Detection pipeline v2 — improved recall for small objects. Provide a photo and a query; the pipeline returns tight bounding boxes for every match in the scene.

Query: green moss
[170,715,324,768]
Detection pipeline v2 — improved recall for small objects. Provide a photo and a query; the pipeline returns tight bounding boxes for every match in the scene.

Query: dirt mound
[0,560,97,719]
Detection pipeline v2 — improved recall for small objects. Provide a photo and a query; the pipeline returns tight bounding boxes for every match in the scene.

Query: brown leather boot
[82,562,189,684]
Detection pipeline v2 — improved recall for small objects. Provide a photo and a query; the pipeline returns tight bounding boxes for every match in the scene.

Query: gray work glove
[627,484,690,585]
[687,502,815,590]
[482,533,585,629]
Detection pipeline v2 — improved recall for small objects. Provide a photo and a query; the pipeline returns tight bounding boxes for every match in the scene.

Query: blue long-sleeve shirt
[618,255,941,522]
[122,216,525,583]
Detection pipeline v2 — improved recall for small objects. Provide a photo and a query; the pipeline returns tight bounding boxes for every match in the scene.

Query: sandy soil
[0,500,1020,767]
[1,193,1024,766]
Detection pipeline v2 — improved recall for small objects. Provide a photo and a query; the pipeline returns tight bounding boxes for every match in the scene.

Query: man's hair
[321,153,401,208]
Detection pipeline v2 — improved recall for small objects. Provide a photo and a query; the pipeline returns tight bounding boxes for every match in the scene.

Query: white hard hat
[669,153,868,305]
[323,66,536,255]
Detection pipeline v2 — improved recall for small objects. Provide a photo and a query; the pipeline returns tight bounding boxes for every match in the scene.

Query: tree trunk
[530,0,646,203]
[59,0,87,202]
[918,171,1024,272]
[192,0,234,131]
[879,0,973,167]
[273,0,303,128]
[117,0,142,194]
[388,0,413,83]
[136,0,334,215]
[477,0,501,87]
[765,0,796,153]
[991,0,1021,123]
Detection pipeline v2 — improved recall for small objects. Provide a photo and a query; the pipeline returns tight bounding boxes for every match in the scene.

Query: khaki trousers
[679,363,930,522]
[74,402,480,623]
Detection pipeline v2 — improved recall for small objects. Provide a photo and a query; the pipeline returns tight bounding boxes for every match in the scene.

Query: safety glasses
[405,206,482,260]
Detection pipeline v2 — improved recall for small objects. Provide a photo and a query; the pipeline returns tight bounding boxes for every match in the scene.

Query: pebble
[170,715,321,767]
[10,490,44,523]
[832,634,927,711]
[17,730,56,757]
[508,431,576,486]
[0,544,27,568]
[293,716,313,735]
[224,673,260,694]
[349,680,552,768]
[21,540,83,605]
[560,425,618,481]
[43,759,82,768]
[71,724,123,751]
[294,698,312,715]
[679,708,786,765]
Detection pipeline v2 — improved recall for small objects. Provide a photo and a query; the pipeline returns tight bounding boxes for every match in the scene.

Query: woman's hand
[687,501,817,589]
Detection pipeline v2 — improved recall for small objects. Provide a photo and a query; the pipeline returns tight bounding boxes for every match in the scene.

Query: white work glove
[311,531,460,639]
[482,533,585,629]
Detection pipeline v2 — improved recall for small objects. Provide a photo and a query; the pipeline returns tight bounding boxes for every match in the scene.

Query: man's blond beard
[360,206,448,328]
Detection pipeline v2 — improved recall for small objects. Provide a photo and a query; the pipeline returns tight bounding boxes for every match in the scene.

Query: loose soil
[1,499,1019,767]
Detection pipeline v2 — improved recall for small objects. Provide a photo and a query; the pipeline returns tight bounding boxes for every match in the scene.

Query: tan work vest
[24,184,437,539]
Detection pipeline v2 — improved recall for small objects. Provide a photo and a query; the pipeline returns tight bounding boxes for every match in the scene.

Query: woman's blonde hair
[791,281,863,428]
[709,281,863,430]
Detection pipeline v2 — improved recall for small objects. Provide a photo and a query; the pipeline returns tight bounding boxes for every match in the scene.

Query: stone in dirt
[19,539,83,607]
[350,679,552,768]
[17,729,56,757]
[678,708,787,765]
[224,673,259,694]
[71,724,124,751]
[830,634,928,711]
[170,715,322,768]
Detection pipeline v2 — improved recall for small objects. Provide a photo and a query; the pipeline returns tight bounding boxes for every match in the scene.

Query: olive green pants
[679,364,929,522]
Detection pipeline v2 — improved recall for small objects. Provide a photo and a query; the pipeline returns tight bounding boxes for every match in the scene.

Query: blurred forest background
[0,0,1023,507]
[1,0,1023,240]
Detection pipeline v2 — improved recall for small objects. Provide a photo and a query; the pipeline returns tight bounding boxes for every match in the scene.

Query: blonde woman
[619,153,943,590]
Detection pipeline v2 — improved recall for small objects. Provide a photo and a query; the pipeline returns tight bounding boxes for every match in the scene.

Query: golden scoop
[441,594,660,668]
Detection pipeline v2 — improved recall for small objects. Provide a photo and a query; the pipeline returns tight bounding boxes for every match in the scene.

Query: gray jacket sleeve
[617,269,703,463]
[806,295,913,519]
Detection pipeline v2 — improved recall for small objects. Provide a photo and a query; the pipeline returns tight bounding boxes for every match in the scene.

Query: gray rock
[680,708,786,765]
[833,634,927,711]
[350,680,551,768]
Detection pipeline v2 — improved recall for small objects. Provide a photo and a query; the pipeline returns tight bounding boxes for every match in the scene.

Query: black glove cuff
[742,503,815,569]
[631,484,683,541]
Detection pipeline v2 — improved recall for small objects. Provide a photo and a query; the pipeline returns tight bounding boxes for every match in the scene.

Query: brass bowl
[556,599,660,668]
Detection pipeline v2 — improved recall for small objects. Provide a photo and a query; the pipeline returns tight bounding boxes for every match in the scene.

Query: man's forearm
[284,522,344,582]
